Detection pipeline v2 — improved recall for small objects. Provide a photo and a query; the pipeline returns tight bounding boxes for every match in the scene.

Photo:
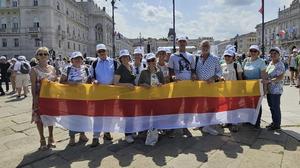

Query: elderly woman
[30,47,57,150]
[60,51,90,146]
[114,49,136,143]
[242,45,266,128]
[262,47,285,130]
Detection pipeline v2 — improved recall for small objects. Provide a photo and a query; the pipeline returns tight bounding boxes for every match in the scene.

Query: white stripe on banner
[41,108,259,133]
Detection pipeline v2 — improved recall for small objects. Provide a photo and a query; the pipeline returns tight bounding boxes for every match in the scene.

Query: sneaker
[202,126,219,135]
[103,132,113,141]
[90,138,99,147]
[125,135,134,143]
[268,125,281,131]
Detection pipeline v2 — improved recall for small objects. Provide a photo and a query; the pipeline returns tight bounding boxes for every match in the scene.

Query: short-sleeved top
[89,57,115,85]
[266,61,285,94]
[62,65,89,84]
[221,62,243,81]
[14,61,31,74]
[289,55,297,68]
[115,64,135,85]
[157,63,169,78]
[168,52,195,80]
[196,54,222,80]
[243,58,266,80]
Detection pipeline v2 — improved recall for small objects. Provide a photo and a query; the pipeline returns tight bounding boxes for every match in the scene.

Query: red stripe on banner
[39,96,260,117]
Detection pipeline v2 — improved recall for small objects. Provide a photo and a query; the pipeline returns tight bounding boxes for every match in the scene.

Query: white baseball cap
[146,53,156,60]
[96,44,106,51]
[292,48,298,52]
[177,36,188,42]
[223,50,235,57]
[0,56,6,60]
[71,51,84,59]
[119,49,130,58]
[165,48,172,54]
[133,48,144,55]
[156,47,166,53]
[269,47,281,54]
[249,45,260,52]
[11,58,17,62]
[18,55,26,61]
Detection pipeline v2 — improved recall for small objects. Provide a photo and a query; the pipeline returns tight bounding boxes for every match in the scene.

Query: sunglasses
[249,50,258,53]
[97,50,106,53]
[147,58,156,62]
[38,53,49,56]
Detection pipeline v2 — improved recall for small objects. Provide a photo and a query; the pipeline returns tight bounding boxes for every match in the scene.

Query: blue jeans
[267,94,281,127]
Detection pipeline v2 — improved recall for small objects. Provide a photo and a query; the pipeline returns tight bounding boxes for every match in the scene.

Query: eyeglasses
[97,50,106,53]
[147,58,156,62]
[249,50,258,53]
[38,53,49,56]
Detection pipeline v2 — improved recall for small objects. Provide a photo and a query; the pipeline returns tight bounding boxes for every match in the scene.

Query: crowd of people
[1,36,300,151]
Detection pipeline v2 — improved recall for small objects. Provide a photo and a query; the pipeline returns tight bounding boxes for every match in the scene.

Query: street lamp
[106,0,120,58]
[172,0,176,53]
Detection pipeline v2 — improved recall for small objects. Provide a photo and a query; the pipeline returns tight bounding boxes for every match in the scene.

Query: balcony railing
[28,27,40,33]
[0,28,7,33]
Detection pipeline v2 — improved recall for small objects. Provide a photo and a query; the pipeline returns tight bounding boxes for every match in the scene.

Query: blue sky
[95,0,294,40]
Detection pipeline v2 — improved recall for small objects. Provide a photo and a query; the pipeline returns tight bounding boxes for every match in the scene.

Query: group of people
[0,36,292,151]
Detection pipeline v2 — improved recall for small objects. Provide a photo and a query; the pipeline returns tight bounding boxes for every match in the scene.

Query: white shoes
[125,135,134,143]
[202,126,219,135]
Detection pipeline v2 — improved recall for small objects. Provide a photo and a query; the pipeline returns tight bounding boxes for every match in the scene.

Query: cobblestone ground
[0,85,299,168]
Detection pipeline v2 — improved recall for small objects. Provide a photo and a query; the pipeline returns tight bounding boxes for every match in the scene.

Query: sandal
[39,139,48,151]
[47,137,56,148]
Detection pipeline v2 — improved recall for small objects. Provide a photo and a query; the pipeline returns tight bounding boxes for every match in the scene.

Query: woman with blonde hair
[30,47,57,150]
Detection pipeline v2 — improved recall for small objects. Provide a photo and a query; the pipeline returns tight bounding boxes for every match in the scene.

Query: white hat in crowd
[156,47,166,53]
[11,58,17,62]
[18,55,26,61]
[269,47,281,54]
[133,48,144,55]
[146,53,156,60]
[119,49,130,58]
[0,56,6,60]
[165,48,172,54]
[223,50,235,57]
[176,36,188,42]
[249,45,260,52]
[292,48,298,52]
[71,51,84,59]
[96,44,107,51]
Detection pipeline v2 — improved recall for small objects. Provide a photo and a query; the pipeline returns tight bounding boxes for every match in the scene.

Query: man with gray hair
[14,56,31,98]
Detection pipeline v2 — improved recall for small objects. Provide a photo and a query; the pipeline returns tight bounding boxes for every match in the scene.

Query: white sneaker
[125,135,134,143]
[202,126,219,135]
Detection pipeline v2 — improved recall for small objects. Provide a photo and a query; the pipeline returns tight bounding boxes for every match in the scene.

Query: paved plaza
[0,85,299,168]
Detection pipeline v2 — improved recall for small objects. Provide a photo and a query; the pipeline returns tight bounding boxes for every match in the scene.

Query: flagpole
[261,0,265,57]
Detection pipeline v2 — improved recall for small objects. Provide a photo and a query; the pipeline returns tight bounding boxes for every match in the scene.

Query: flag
[259,0,264,14]
[39,80,263,133]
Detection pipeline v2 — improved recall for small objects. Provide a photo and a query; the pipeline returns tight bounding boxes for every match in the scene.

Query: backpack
[66,66,91,83]
[92,59,118,78]
[20,61,30,74]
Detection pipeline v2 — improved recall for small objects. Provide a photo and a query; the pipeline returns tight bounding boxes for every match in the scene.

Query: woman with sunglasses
[30,47,57,150]
[114,49,136,143]
[242,45,267,129]
[262,47,285,130]
[138,53,165,145]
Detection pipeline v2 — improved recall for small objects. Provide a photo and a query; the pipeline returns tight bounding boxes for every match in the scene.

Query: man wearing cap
[288,48,298,85]
[14,56,31,98]
[0,56,11,95]
[165,48,172,63]
[168,36,195,138]
[89,44,116,147]
[132,48,146,85]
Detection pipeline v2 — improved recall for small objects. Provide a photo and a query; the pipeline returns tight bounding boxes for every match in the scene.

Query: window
[12,0,18,7]
[57,2,60,10]
[78,44,80,50]
[33,17,39,27]
[35,38,41,47]
[33,0,38,6]
[67,42,70,49]
[59,40,61,48]
[67,25,69,33]
[66,9,69,15]
[14,38,19,47]
[73,43,75,50]
[2,39,7,47]
[1,24,7,29]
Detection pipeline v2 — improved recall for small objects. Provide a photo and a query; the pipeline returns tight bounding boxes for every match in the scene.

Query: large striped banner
[39,80,263,133]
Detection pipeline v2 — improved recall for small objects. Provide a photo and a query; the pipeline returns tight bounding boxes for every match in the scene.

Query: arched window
[95,23,103,42]
[12,17,18,29]
[1,18,7,29]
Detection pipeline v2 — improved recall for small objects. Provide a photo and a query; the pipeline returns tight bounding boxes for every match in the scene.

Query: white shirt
[221,62,243,80]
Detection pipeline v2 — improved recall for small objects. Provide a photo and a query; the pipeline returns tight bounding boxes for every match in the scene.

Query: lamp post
[106,0,119,58]
[172,0,176,53]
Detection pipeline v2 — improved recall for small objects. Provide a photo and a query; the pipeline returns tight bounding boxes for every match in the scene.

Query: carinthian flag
[259,0,264,14]
[39,80,263,133]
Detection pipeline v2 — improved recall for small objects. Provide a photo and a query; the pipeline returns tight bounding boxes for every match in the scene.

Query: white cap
[269,47,281,54]
[177,36,188,42]
[223,50,235,57]
[119,49,130,58]
[146,53,156,60]
[0,56,6,60]
[70,51,84,59]
[165,48,171,54]
[249,45,260,52]
[133,48,144,55]
[11,58,17,62]
[96,44,106,51]
[292,48,298,52]
[156,47,166,53]
[18,55,26,61]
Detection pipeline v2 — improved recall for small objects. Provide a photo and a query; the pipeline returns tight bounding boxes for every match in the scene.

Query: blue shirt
[90,57,115,84]
[266,61,285,94]
[196,54,222,80]
[243,58,266,79]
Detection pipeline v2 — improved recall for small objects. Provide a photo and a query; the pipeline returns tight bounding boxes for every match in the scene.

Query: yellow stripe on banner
[39,80,261,100]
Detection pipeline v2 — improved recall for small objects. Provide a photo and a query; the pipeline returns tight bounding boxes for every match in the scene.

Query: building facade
[256,0,300,54]
[0,0,114,59]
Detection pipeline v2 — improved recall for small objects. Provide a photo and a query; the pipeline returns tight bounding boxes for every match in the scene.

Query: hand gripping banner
[39,80,263,133]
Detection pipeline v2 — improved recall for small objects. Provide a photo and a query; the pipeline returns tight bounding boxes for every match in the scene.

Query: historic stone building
[256,0,300,54]
[0,0,115,59]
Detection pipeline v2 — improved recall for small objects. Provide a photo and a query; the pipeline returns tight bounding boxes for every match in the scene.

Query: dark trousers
[0,83,4,93]
[267,94,281,127]
[255,106,262,127]
[0,77,9,91]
